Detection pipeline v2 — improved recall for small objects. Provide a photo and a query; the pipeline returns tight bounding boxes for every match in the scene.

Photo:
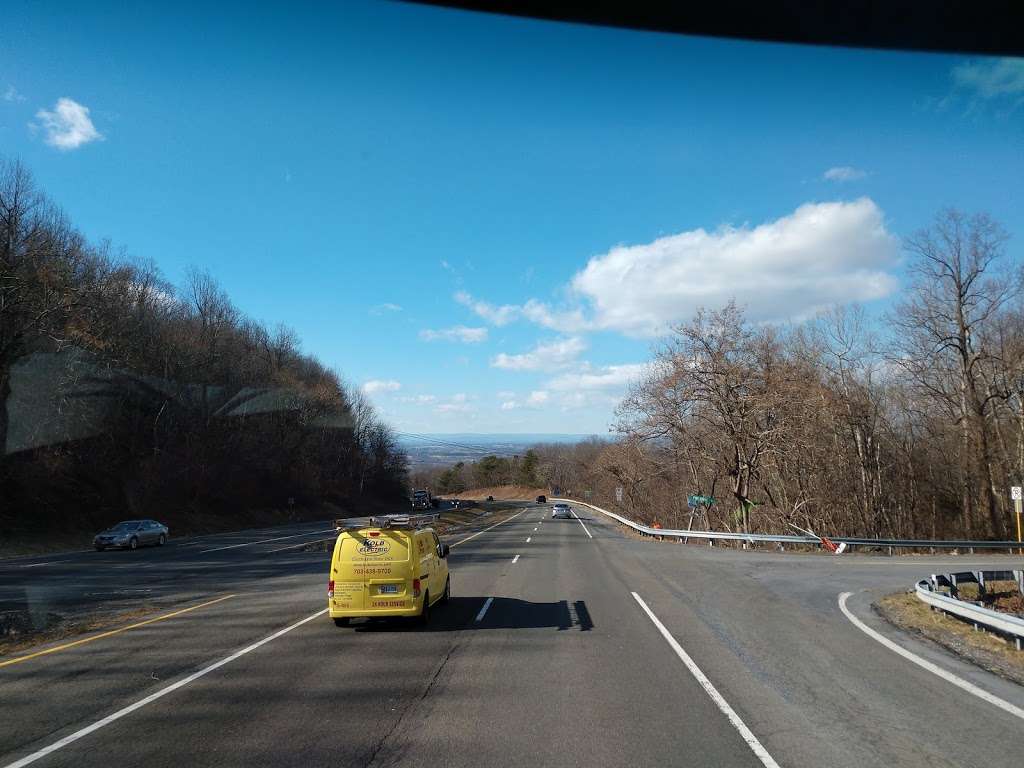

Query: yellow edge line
[0,593,237,669]
[450,508,527,548]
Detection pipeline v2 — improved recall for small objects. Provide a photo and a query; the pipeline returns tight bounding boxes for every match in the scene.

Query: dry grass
[0,603,172,658]
[876,592,1024,685]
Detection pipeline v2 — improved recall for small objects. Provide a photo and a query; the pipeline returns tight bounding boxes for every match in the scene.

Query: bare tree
[891,210,1018,537]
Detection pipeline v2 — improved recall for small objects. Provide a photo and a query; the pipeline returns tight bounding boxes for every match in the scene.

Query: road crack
[362,639,462,768]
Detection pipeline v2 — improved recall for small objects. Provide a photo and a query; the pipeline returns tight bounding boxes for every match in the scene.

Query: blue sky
[2,1,1022,433]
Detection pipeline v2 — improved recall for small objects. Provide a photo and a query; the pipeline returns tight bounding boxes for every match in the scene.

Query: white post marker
[1013,487,1023,554]
[511,554,520,563]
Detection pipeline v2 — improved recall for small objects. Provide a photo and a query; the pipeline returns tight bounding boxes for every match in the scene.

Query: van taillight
[412,578,421,597]
[327,580,334,598]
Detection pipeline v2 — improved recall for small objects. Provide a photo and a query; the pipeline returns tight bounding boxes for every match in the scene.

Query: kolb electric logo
[358,538,391,556]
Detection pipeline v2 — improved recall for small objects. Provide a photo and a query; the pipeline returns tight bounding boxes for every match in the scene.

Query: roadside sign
[1014,488,1023,554]
[688,495,715,508]
[615,486,623,502]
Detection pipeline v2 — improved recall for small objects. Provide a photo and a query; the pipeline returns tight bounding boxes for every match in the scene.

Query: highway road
[3,502,1024,767]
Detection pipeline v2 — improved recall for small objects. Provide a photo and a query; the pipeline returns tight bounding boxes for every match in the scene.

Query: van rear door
[332,535,369,612]
[359,530,413,610]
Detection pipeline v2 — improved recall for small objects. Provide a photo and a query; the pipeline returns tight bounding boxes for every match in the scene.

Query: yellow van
[328,514,450,626]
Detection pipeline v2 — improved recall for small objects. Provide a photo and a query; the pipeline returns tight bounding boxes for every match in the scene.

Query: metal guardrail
[553,498,1024,552]
[915,571,1024,651]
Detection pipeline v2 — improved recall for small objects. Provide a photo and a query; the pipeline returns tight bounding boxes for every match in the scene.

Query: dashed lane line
[474,597,494,622]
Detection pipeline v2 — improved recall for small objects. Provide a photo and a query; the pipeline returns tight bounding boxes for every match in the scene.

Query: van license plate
[379,584,399,594]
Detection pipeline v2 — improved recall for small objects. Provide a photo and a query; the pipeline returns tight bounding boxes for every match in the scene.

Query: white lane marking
[451,509,526,548]
[2,608,329,768]
[475,597,494,622]
[21,563,49,568]
[526,537,532,543]
[837,592,1024,721]
[571,509,593,539]
[200,529,335,554]
[533,527,538,532]
[267,537,334,554]
[512,554,520,563]
[632,592,780,768]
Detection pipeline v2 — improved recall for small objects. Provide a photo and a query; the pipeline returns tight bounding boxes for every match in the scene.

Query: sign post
[1013,487,1022,555]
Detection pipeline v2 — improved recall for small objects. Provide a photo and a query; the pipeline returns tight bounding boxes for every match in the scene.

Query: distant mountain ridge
[398,432,601,467]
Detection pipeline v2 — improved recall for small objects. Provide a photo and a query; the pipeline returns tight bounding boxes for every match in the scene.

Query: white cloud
[568,198,898,336]
[455,290,588,332]
[436,401,473,414]
[399,394,436,404]
[362,379,402,394]
[952,57,1024,100]
[497,390,515,399]
[823,166,867,182]
[526,390,549,406]
[369,302,402,315]
[419,325,488,343]
[3,85,26,103]
[491,337,587,371]
[500,400,518,410]
[454,291,520,326]
[450,393,468,403]
[34,97,103,150]
[547,363,648,392]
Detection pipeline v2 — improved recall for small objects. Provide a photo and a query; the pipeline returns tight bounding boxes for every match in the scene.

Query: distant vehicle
[411,489,432,510]
[551,503,572,519]
[536,495,547,504]
[94,520,168,551]
[328,514,450,626]
[486,495,494,501]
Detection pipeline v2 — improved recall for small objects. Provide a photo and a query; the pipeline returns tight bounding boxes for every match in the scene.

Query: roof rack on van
[333,513,439,531]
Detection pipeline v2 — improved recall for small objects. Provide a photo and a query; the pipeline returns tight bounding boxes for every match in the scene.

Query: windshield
[1,4,1021,768]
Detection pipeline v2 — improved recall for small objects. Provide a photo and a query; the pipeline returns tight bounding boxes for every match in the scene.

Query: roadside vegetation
[877,592,1024,685]
[0,158,408,545]
[425,209,1024,543]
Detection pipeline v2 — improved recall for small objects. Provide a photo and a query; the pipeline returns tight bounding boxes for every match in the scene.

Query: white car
[551,503,572,519]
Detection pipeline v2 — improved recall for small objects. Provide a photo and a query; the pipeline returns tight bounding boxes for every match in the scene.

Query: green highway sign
[688,495,715,508]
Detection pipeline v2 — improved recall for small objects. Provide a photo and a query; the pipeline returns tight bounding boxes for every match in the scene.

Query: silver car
[551,503,572,519]
[94,519,169,551]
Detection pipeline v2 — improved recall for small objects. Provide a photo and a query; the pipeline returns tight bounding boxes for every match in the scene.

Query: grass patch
[876,592,1024,686]
[0,602,172,658]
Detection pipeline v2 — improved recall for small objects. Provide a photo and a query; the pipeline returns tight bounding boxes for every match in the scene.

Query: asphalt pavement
[3,502,1024,768]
